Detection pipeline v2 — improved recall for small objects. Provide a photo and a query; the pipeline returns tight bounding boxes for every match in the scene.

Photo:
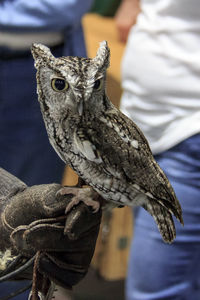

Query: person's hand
[0,168,101,294]
[115,0,140,43]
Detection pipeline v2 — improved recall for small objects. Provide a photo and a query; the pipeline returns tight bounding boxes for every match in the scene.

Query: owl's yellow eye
[93,78,103,90]
[51,78,69,92]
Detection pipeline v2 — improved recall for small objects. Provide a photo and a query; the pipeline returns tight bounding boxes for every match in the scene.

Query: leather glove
[0,167,101,291]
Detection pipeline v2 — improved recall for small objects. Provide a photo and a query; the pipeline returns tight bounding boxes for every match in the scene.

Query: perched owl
[31,41,183,243]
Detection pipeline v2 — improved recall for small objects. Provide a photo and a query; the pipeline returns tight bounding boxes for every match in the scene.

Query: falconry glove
[0,167,101,299]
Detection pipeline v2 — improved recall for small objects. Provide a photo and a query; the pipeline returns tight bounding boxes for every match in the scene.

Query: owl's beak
[78,100,83,116]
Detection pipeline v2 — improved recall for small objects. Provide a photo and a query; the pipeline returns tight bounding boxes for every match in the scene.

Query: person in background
[116,0,200,299]
[0,0,93,298]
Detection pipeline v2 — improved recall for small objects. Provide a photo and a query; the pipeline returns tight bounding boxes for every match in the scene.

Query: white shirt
[120,0,200,154]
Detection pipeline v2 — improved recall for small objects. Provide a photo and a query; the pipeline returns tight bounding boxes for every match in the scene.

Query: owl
[31,41,183,243]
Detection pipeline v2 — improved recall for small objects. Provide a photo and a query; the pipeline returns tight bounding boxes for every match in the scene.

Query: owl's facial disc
[49,71,85,116]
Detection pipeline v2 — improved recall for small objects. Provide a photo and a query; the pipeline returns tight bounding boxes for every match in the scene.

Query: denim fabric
[126,134,200,300]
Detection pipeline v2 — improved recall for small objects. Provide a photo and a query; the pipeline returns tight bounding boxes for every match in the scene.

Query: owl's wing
[74,130,103,164]
[75,109,182,224]
[76,110,155,188]
[102,109,183,224]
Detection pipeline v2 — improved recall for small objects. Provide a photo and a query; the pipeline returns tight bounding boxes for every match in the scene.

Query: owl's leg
[57,186,100,213]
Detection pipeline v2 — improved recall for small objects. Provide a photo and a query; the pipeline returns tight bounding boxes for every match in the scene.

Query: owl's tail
[143,200,176,243]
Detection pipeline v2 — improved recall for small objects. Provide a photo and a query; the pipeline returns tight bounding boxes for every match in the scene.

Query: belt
[0,31,64,60]
[0,42,64,60]
[0,31,63,50]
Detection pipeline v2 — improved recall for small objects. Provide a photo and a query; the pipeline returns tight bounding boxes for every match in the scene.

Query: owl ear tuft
[93,40,110,69]
[31,43,55,68]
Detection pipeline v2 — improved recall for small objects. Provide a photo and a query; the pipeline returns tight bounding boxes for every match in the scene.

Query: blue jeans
[126,134,200,300]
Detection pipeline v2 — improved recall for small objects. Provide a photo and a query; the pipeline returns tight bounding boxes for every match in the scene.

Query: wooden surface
[63,13,133,281]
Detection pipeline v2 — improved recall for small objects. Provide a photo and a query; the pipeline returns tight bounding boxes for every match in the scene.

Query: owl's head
[31,41,110,120]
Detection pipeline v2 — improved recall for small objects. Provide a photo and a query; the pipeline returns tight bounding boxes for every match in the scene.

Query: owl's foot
[57,186,100,213]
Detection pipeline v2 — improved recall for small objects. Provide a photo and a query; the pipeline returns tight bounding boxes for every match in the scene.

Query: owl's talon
[65,196,80,214]
[56,187,76,197]
[56,187,81,213]
[65,197,100,214]
[83,198,100,213]
[64,188,100,214]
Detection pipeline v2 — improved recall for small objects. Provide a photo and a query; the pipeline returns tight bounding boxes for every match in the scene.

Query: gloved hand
[0,168,101,293]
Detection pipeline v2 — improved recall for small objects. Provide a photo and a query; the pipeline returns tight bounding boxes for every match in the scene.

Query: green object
[91,0,121,17]
[117,236,129,250]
